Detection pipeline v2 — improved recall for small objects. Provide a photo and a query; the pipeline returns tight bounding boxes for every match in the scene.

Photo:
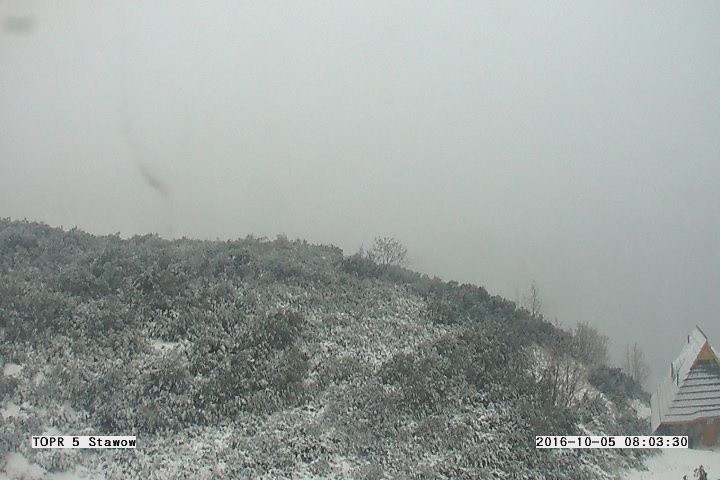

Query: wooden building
[650,326,720,446]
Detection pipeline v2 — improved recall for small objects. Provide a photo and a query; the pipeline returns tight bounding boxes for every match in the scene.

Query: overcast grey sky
[1,1,719,386]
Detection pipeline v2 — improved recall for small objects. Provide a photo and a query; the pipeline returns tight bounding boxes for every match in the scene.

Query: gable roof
[651,326,720,433]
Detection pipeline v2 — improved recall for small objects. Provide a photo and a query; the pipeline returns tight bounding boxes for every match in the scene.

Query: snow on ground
[42,426,64,436]
[33,371,46,386]
[2,363,23,378]
[0,452,45,480]
[0,452,98,480]
[630,399,651,420]
[1,402,25,420]
[150,339,180,353]
[624,447,720,480]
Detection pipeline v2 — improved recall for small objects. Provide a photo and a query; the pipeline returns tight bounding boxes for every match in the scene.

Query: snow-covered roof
[651,326,720,433]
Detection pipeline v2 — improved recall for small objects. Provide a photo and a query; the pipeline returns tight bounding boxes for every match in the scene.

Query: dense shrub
[0,375,19,398]
[255,311,305,350]
[0,227,40,253]
[341,252,379,277]
[588,366,647,404]
[380,351,449,416]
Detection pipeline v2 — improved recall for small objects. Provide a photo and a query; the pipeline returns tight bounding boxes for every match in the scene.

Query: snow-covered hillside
[1,219,652,478]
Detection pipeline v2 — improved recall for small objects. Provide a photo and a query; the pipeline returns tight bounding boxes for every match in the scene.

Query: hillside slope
[1,219,648,479]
